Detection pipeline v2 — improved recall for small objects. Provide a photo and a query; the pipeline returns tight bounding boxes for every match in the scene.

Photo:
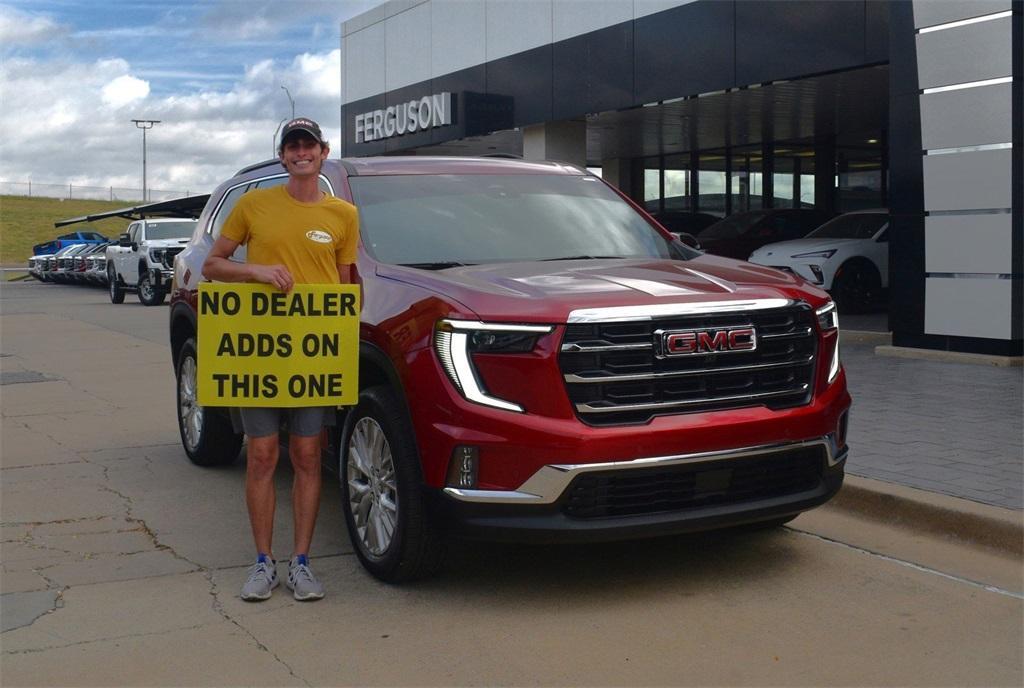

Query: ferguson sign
[354,92,453,143]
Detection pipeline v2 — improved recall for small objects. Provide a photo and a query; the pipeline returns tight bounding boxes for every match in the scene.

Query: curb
[828,474,1023,556]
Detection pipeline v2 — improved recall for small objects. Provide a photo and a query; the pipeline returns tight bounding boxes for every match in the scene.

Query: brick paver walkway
[841,340,1023,509]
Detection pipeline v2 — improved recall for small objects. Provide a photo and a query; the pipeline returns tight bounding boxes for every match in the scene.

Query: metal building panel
[925,277,1013,339]
[925,213,1014,274]
[634,0,696,20]
[912,0,1009,29]
[553,0,632,42]
[485,0,553,62]
[432,0,486,78]
[922,148,1012,211]
[916,17,1012,89]
[920,82,1012,150]
[344,22,387,104]
[385,4,432,92]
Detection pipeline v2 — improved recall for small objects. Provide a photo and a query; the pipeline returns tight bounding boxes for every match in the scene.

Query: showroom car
[748,208,889,312]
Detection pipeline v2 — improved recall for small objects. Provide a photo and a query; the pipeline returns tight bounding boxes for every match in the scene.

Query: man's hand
[249,264,294,292]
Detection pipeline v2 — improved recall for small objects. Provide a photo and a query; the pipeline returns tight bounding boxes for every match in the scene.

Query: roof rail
[233,158,283,176]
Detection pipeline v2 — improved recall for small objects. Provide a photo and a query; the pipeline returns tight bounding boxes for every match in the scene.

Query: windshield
[349,174,681,265]
[146,221,196,240]
[698,211,770,240]
[807,213,888,240]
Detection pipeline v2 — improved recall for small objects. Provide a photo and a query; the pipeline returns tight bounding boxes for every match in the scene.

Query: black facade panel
[1012,1,1022,341]
[887,1,926,348]
[486,45,553,128]
[432,65,494,140]
[342,94,387,158]
[553,22,634,120]
[735,1,866,84]
[865,0,890,64]
[634,0,735,103]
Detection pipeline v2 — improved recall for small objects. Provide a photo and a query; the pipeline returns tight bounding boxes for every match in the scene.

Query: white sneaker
[286,555,325,601]
[240,554,278,601]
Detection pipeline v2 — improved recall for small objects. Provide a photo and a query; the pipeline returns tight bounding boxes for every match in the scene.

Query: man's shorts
[239,406,335,438]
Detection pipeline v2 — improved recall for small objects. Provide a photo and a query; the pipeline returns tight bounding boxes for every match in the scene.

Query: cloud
[102,74,151,108]
[0,49,343,194]
[0,4,67,46]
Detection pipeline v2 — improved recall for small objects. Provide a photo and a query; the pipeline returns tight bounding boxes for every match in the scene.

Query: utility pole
[131,119,160,202]
[281,86,295,119]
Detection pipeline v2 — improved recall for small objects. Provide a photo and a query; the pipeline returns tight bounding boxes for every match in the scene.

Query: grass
[0,195,137,264]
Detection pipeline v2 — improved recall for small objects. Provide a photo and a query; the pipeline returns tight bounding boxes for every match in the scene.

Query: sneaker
[287,554,325,601]
[240,554,278,601]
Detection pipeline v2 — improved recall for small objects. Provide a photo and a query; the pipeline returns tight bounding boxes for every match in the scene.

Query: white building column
[522,120,586,167]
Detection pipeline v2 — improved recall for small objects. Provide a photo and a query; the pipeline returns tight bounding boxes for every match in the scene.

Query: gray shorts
[238,406,336,438]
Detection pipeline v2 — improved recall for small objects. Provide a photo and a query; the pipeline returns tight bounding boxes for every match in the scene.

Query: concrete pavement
[1,280,1022,686]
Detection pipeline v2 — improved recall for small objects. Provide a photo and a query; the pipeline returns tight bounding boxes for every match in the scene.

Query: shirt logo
[306,230,332,244]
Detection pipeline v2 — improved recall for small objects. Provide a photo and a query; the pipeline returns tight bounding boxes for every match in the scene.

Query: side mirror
[673,232,702,250]
[118,233,131,248]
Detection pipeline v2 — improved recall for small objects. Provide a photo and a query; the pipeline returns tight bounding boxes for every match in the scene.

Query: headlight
[792,249,837,259]
[149,248,166,262]
[434,320,553,412]
[815,301,840,383]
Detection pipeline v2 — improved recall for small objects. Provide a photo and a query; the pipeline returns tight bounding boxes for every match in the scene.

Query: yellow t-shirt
[220,185,359,285]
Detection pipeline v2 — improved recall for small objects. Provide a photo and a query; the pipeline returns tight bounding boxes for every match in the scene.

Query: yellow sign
[197,283,360,407]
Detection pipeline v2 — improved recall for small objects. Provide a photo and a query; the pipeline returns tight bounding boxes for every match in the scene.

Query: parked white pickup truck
[106,218,197,305]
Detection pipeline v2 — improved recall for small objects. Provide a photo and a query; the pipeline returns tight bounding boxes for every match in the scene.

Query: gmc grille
[559,305,818,425]
[562,445,825,519]
[161,247,184,269]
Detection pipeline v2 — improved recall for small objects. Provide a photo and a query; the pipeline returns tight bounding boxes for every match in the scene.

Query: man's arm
[337,263,354,284]
[203,235,294,292]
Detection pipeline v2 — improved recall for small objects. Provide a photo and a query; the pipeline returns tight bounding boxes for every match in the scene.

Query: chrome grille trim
[575,385,810,414]
[567,298,796,323]
[560,342,653,353]
[564,354,814,384]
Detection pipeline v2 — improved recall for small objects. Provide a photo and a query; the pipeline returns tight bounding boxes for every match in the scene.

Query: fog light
[837,410,849,448]
[809,265,824,283]
[446,446,479,488]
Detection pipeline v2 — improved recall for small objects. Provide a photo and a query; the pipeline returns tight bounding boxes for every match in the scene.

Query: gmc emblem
[656,327,757,357]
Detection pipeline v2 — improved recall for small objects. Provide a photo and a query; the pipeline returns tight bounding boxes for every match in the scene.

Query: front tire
[832,260,881,314]
[138,272,166,306]
[340,385,445,583]
[176,338,242,467]
[108,266,125,303]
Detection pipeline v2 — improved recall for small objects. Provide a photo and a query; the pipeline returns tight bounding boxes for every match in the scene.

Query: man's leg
[245,433,280,556]
[289,431,322,555]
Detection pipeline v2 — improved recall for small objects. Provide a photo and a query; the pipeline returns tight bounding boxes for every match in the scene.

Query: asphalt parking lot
[2,280,1022,687]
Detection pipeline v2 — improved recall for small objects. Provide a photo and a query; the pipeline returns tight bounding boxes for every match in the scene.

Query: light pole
[281,86,295,119]
[131,119,160,202]
[273,117,288,156]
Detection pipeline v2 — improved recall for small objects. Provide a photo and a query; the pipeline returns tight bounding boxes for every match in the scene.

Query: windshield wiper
[398,261,472,270]
[539,255,625,262]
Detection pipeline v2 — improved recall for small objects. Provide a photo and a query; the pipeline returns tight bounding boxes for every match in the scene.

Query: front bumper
[432,437,846,543]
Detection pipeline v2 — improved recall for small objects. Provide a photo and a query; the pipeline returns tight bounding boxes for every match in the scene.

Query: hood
[144,238,190,248]
[750,237,864,259]
[375,256,823,322]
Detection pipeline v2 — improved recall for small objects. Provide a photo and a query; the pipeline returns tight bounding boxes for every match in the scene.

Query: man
[202,117,359,601]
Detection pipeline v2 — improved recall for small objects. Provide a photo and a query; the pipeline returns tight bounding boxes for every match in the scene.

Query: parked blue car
[33,228,109,256]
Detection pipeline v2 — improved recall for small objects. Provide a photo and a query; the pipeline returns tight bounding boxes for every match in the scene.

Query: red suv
[169,157,850,582]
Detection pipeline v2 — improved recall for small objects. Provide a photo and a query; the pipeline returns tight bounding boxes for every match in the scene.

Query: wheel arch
[169,304,197,371]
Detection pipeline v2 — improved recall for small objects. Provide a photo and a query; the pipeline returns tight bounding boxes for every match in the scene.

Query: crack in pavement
[1,620,216,656]
[204,569,313,687]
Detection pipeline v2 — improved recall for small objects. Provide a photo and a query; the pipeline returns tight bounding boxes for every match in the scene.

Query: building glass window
[663,154,691,212]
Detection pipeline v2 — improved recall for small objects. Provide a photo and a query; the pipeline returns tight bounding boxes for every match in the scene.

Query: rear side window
[209,174,333,239]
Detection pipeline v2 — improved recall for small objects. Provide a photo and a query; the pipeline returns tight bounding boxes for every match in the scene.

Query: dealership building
[340,0,1022,357]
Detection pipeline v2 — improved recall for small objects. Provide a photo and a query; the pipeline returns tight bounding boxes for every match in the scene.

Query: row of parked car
[28,218,197,306]
[659,208,889,312]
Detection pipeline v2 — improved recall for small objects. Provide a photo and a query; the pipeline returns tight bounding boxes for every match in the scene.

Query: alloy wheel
[346,417,399,556]
[178,355,203,452]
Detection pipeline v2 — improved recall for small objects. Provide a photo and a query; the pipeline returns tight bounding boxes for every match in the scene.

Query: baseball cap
[279,117,325,146]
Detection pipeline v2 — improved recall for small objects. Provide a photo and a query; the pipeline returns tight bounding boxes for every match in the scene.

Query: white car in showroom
[748,209,889,312]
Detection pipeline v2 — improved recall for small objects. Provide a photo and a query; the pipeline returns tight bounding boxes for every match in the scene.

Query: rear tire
[340,385,446,583]
[138,272,165,306]
[108,266,125,303]
[176,338,242,467]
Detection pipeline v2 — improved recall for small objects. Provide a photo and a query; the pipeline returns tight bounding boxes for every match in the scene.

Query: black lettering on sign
[217,333,235,356]
[213,372,230,395]
[251,291,268,315]
[301,333,339,357]
[338,292,357,316]
[287,373,344,399]
[216,333,293,357]
[201,290,239,315]
[227,374,278,398]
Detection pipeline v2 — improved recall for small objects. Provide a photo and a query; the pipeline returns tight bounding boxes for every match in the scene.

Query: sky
[0,0,380,196]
